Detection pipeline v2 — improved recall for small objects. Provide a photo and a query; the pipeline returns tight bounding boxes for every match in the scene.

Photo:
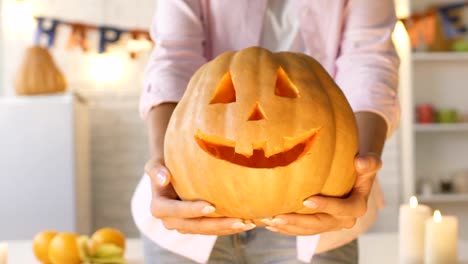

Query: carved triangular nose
[248,102,267,121]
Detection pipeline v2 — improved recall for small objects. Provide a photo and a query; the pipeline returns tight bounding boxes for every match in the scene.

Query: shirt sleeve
[140,0,207,120]
[334,0,400,137]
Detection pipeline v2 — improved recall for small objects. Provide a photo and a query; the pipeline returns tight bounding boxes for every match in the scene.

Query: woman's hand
[261,153,381,236]
[145,158,256,235]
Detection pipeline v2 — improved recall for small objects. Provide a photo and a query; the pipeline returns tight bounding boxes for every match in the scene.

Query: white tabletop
[2,233,468,264]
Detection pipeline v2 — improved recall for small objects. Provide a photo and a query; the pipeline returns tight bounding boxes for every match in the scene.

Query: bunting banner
[98,27,124,53]
[437,3,468,39]
[34,17,60,48]
[66,23,90,52]
[33,16,153,58]
[400,2,468,49]
[401,9,437,49]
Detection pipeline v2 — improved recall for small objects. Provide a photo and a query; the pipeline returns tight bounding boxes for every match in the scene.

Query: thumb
[355,153,381,174]
[155,166,171,187]
[145,158,172,187]
[353,153,381,198]
[146,159,179,200]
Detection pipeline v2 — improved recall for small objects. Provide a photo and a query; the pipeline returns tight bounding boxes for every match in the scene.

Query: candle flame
[433,210,442,223]
[409,196,418,208]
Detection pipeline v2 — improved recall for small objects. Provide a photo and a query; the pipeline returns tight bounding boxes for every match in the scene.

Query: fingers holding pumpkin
[301,154,381,218]
[160,217,256,236]
[262,214,347,236]
[150,194,216,219]
[303,193,368,218]
[353,153,381,197]
[149,188,256,236]
[264,154,381,236]
[145,158,171,188]
[144,158,255,236]
[145,158,179,202]
[145,157,216,219]
[355,153,382,175]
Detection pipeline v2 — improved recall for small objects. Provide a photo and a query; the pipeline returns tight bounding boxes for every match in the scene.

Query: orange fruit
[48,232,81,264]
[33,230,58,263]
[89,227,126,256]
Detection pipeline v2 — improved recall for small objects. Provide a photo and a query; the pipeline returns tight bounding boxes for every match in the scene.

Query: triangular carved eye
[248,102,267,121]
[275,67,299,98]
[210,72,236,104]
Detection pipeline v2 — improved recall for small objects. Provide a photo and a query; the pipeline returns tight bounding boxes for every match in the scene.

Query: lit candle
[425,210,458,264]
[399,196,432,264]
[0,243,7,264]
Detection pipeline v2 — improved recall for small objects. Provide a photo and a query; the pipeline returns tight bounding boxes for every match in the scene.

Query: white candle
[0,243,7,264]
[425,210,458,264]
[399,196,432,264]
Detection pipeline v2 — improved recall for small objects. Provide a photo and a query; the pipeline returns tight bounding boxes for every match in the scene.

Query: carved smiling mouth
[194,129,319,169]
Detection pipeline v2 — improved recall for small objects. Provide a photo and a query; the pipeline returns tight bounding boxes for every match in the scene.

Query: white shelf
[412,52,468,61]
[418,193,468,203]
[402,0,468,240]
[414,123,468,132]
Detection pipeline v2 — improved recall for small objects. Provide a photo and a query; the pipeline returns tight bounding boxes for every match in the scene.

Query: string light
[89,53,125,84]
[127,39,153,54]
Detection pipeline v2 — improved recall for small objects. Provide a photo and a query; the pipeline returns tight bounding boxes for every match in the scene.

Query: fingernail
[201,205,215,215]
[156,169,167,185]
[265,226,279,232]
[272,218,287,226]
[232,222,246,229]
[303,200,318,209]
[357,158,369,170]
[261,218,272,225]
[244,223,256,230]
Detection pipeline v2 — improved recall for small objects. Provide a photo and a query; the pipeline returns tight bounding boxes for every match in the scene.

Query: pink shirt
[134,0,399,263]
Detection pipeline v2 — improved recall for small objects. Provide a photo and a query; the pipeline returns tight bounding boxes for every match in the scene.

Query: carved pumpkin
[164,47,358,222]
[15,45,67,95]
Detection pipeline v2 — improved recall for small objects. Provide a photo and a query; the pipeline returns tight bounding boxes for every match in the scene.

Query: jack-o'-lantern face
[194,67,319,169]
[164,47,358,222]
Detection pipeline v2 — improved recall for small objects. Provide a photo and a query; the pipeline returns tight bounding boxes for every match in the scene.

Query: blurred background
[0,0,155,239]
[0,0,467,243]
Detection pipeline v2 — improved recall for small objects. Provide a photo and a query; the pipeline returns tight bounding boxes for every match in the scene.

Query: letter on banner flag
[67,24,90,52]
[438,3,468,39]
[34,17,60,48]
[98,27,123,53]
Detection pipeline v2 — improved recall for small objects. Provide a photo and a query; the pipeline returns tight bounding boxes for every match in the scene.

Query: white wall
[0,0,3,96]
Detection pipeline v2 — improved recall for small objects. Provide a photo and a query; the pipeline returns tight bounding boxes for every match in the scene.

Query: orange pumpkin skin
[164,47,358,222]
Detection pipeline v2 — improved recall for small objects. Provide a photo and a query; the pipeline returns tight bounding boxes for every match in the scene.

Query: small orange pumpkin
[14,45,67,95]
[164,47,358,222]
